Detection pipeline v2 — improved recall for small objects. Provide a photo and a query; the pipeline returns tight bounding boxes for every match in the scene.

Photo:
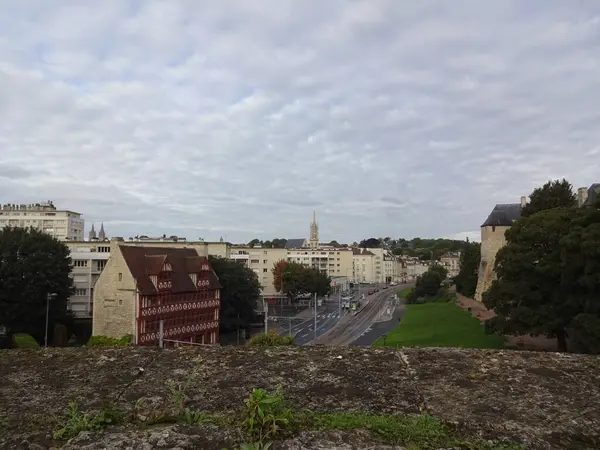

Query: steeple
[88,224,97,241]
[309,210,319,249]
[98,223,106,241]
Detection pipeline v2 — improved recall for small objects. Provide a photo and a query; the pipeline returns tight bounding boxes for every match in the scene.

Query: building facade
[66,241,111,318]
[287,247,354,280]
[92,240,221,346]
[229,247,288,297]
[0,201,84,241]
[440,252,461,278]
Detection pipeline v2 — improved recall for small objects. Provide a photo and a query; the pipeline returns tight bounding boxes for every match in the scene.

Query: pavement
[350,304,406,346]
[310,284,411,346]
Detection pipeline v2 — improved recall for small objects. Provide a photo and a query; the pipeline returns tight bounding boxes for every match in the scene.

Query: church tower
[88,224,97,241]
[309,210,319,249]
[98,223,106,241]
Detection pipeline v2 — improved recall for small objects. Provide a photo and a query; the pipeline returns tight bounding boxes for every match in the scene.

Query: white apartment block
[230,247,288,297]
[352,248,404,284]
[287,247,354,281]
[0,201,84,241]
[66,241,111,318]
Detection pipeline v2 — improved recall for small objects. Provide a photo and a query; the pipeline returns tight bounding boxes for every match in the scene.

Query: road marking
[301,332,308,338]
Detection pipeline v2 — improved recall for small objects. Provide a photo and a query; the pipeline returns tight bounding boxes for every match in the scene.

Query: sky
[1,1,599,244]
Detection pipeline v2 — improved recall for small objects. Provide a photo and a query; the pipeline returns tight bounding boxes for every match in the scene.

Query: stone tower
[98,223,106,241]
[88,224,97,241]
[309,210,319,249]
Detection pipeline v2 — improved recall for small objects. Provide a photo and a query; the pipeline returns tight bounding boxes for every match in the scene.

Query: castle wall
[474,225,511,301]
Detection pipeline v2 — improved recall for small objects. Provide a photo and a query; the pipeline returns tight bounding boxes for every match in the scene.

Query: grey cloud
[1,0,599,243]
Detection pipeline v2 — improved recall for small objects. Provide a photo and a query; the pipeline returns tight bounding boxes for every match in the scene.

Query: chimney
[520,196,527,208]
[577,187,589,207]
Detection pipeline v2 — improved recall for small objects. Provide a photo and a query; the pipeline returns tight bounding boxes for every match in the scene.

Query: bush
[87,334,133,347]
[407,265,448,304]
[248,330,295,346]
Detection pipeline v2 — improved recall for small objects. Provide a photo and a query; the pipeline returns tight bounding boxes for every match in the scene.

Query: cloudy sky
[1,1,599,244]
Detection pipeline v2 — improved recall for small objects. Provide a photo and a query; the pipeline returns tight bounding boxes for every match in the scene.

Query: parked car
[368,290,374,295]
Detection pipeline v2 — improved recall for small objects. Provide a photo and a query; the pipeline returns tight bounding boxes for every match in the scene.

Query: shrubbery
[248,330,295,346]
[406,265,449,304]
[87,334,133,347]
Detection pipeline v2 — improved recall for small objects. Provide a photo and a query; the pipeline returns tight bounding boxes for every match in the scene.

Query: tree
[521,178,576,217]
[454,242,481,298]
[279,263,331,303]
[271,238,287,249]
[359,238,380,248]
[0,227,74,347]
[272,259,288,292]
[248,239,261,248]
[328,240,339,246]
[483,207,578,352]
[406,265,446,303]
[208,256,261,333]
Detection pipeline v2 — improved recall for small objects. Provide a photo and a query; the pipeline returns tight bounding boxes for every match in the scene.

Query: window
[263,268,268,273]
[96,260,107,271]
[263,260,268,264]
[75,288,87,296]
[250,259,259,264]
[98,246,110,253]
[118,273,123,281]
[73,260,88,268]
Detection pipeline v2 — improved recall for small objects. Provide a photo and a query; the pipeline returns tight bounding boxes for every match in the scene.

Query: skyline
[1,1,599,244]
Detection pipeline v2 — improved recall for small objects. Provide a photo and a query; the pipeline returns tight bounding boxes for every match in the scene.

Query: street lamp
[45,293,57,348]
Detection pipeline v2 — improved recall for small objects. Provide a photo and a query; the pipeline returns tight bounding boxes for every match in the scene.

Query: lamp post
[45,293,57,348]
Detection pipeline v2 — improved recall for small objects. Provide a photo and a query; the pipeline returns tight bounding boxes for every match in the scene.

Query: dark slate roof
[584,183,600,206]
[481,203,522,227]
[119,245,221,295]
[285,238,306,249]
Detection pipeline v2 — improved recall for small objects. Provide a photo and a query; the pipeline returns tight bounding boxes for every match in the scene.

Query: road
[310,284,411,346]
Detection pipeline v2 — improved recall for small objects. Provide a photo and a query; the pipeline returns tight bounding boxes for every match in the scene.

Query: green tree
[407,265,446,303]
[280,263,330,303]
[359,238,380,248]
[208,256,260,333]
[271,238,287,249]
[454,242,481,298]
[305,268,331,297]
[247,239,261,248]
[521,178,576,217]
[483,207,577,352]
[0,227,74,348]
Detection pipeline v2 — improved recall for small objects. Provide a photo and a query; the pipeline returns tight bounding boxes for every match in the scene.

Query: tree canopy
[273,261,331,302]
[483,200,600,353]
[247,238,287,248]
[454,241,481,298]
[0,227,74,347]
[521,178,576,217]
[406,264,448,303]
[208,256,261,333]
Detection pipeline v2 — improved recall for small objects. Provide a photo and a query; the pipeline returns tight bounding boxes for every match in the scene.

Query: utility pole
[44,293,56,348]
[313,292,317,340]
[264,299,268,334]
[159,319,164,349]
[338,286,341,318]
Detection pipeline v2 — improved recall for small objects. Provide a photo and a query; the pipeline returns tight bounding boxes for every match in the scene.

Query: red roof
[119,245,221,295]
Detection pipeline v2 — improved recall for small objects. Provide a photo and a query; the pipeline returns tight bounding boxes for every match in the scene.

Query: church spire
[98,222,106,241]
[309,210,319,249]
[88,223,97,241]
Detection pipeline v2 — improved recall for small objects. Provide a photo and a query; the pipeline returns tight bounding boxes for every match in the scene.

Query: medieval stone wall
[474,225,511,301]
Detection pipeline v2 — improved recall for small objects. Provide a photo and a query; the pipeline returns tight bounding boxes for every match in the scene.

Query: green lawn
[13,333,40,348]
[373,301,506,349]
[396,287,413,298]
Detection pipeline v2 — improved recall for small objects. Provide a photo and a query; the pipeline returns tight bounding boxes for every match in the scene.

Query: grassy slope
[373,301,506,349]
[13,333,39,348]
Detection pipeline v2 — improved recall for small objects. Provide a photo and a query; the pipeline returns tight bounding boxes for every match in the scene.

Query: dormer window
[163,263,172,272]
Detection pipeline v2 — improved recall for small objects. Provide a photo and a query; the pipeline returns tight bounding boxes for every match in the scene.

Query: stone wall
[474,224,511,301]
[0,346,599,449]
[92,241,137,339]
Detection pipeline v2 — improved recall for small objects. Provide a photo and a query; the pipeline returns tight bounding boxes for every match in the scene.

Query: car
[368,290,374,295]
[383,286,388,289]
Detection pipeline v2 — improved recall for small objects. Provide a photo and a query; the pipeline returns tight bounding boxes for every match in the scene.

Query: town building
[352,248,375,283]
[474,183,600,301]
[0,201,84,241]
[287,247,354,280]
[66,240,111,318]
[440,251,461,278]
[229,246,288,297]
[92,240,221,346]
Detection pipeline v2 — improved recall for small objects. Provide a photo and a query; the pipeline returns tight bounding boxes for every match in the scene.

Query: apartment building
[66,241,111,318]
[0,201,84,241]
[230,247,288,297]
[440,252,461,278]
[92,240,221,346]
[287,247,354,280]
